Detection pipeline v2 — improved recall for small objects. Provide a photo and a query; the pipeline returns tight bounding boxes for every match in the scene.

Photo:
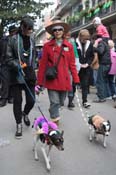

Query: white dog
[32,116,64,171]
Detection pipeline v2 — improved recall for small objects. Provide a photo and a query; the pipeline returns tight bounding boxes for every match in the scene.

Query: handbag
[46,46,64,80]
[45,65,58,80]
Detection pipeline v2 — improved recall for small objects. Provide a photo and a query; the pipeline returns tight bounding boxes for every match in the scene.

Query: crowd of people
[0,16,116,139]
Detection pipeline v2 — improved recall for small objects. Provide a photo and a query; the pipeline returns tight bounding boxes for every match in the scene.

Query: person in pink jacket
[37,20,80,125]
[93,17,110,40]
[107,40,116,99]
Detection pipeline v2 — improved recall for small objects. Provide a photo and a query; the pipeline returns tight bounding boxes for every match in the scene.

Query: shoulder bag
[46,46,64,80]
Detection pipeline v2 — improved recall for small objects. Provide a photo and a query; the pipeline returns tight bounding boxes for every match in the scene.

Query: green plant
[102,0,113,9]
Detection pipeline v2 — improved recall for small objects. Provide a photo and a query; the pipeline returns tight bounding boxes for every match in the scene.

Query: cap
[9,25,17,33]
[93,17,101,25]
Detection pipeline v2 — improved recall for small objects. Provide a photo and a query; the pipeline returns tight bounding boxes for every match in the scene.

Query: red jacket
[37,39,80,91]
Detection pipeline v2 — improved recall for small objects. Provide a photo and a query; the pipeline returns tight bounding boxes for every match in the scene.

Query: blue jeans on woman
[47,90,67,120]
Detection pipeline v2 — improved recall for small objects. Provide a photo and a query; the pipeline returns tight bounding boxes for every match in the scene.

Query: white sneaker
[106,96,112,100]
[83,102,91,108]
[112,95,116,101]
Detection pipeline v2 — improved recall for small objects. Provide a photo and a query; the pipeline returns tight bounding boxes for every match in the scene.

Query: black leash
[17,66,49,123]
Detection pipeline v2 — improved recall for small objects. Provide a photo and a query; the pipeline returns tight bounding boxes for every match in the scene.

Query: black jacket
[94,40,111,65]
[76,38,94,65]
[0,36,9,65]
[6,32,36,85]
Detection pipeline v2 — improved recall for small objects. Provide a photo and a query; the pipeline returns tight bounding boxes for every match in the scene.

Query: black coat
[6,33,36,85]
[0,36,9,64]
[94,40,111,65]
[76,38,94,66]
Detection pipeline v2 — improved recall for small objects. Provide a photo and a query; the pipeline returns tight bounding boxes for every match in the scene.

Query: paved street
[0,88,116,175]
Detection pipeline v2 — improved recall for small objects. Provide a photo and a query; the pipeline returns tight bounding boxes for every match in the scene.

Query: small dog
[32,116,64,171]
[88,114,111,147]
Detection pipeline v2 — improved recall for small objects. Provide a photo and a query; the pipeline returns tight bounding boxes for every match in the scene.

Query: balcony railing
[68,0,116,32]
[54,0,78,17]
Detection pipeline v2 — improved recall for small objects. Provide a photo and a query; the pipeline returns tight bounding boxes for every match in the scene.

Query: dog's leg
[93,130,98,140]
[41,144,51,171]
[89,125,93,141]
[33,135,39,160]
[103,135,107,148]
[47,144,53,164]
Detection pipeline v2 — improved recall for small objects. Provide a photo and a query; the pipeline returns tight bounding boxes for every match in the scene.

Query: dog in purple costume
[33,116,64,171]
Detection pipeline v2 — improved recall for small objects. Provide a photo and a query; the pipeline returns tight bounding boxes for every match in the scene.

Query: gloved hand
[35,85,44,94]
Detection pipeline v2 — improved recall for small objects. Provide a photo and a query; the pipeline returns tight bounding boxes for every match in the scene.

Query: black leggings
[79,68,91,104]
[12,83,35,124]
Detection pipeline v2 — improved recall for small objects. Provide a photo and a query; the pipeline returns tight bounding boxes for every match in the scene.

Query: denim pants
[93,69,98,86]
[47,90,67,119]
[96,64,111,99]
[107,74,116,96]
[68,83,76,98]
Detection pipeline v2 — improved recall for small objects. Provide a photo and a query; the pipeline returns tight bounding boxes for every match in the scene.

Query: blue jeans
[93,69,98,86]
[96,65,111,99]
[47,90,67,119]
[107,75,116,96]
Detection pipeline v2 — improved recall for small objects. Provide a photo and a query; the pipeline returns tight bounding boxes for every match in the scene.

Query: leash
[75,88,101,128]
[75,88,91,128]
[17,66,49,123]
[17,36,49,124]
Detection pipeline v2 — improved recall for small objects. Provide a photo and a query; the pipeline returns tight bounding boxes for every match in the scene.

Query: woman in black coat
[6,17,36,138]
[76,29,94,108]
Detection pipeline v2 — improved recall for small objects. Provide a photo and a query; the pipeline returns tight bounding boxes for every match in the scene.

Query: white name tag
[64,47,69,51]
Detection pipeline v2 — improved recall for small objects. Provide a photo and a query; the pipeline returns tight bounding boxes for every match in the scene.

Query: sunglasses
[27,27,33,30]
[53,28,63,32]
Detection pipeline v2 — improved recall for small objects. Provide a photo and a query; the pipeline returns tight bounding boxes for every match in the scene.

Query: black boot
[8,98,13,104]
[22,112,30,126]
[0,99,7,107]
[68,96,75,109]
[15,123,22,139]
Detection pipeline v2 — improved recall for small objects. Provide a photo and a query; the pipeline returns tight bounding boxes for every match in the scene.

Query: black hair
[20,17,34,29]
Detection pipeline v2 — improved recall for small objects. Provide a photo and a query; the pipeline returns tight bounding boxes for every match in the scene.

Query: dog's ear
[61,130,64,137]
[107,120,111,130]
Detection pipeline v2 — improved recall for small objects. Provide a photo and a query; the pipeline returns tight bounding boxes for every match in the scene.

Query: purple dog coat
[34,116,58,134]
